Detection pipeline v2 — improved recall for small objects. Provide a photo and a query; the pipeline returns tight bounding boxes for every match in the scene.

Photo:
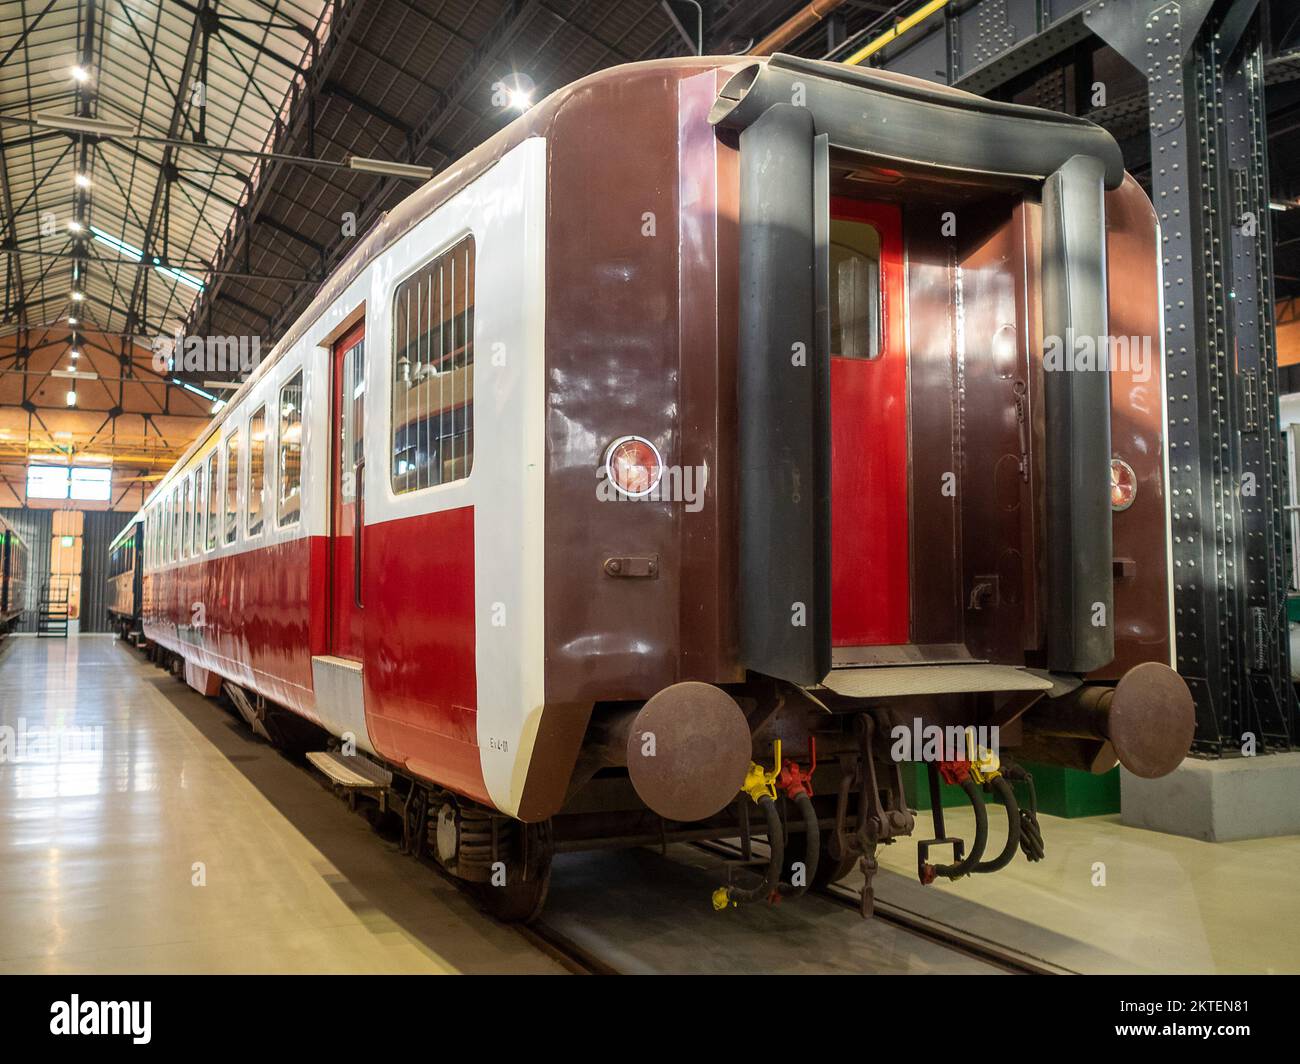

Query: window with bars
[225,432,240,545]
[171,487,180,562]
[340,340,364,502]
[247,406,266,537]
[206,450,218,550]
[182,477,192,559]
[278,371,304,526]
[193,464,205,557]
[391,235,475,493]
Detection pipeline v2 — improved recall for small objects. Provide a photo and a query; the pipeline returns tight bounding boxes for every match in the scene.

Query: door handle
[353,457,365,608]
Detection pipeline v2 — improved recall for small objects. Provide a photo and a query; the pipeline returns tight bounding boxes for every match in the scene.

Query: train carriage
[106,517,144,640]
[134,53,1193,920]
[0,514,29,637]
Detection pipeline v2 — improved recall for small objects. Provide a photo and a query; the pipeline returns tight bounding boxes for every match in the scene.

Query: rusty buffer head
[1108,662,1196,779]
[626,682,752,823]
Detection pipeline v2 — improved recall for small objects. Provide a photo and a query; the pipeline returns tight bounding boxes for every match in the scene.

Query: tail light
[605,436,662,498]
[1110,458,1137,511]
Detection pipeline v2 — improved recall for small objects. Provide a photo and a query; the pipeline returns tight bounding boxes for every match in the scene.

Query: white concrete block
[1120,752,1300,842]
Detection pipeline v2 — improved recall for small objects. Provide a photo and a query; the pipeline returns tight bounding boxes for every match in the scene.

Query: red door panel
[830,198,909,646]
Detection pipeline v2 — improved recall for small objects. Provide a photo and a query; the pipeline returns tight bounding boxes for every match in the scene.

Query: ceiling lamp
[346,156,433,181]
[33,113,135,137]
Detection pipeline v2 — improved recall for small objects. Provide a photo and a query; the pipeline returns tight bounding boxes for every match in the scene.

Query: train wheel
[782,826,859,889]
[445,811,553,923]
[471,866,551,924]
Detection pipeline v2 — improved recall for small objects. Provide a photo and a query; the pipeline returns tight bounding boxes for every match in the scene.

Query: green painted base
[901,760,1119,819]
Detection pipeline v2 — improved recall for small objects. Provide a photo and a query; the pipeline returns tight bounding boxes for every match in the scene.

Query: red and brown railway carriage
[136,53,1193,919]
[106,517,144,639]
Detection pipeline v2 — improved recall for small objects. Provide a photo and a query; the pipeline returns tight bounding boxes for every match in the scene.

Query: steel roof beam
[182,0,369,339]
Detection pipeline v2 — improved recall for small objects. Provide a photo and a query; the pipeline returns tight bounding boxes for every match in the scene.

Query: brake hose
[775,792,820,898]
[926,776,989,880]
[714,795,785,906]
[973,775,1021,873]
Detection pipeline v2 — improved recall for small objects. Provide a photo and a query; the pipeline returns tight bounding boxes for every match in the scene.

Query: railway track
[273,703,1067,975]
[514,919,624,976]
[696,839,1070,976]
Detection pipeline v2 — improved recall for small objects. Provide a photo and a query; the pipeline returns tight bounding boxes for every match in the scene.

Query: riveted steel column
[1088,0,1298,753]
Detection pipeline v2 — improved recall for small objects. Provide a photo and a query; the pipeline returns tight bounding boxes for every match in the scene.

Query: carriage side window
[193,464,206,556]
[171,488,180,562]
[278,371,304,526]
[391,235,475,493]
[182,476,193,559]
[206,451,219,550]
[225,432,240,544]
[830,218,882,361]
[247,406,266,537]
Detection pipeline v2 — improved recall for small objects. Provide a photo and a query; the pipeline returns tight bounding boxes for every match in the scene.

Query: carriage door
[330,320,366,658]
[829,198,908,647]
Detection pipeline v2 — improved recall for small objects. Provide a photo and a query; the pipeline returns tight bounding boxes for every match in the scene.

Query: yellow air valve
[965,726,1001,785]
[712,741,784,912]
[740,739,782,803]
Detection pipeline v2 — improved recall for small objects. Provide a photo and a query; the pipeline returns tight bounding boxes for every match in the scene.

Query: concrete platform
[0,635,564,974]
[870,804,1300,973]
[1120,752,1300,842]
[3,635,1298,974]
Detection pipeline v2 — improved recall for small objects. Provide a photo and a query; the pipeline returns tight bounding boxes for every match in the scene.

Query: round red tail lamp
[605,436,663,498]
[1110,458,1137,511]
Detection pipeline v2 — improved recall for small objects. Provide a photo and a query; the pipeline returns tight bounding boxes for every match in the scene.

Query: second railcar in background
[130,54,1197,921]
[0,514,29,638]
[107,518,144,641]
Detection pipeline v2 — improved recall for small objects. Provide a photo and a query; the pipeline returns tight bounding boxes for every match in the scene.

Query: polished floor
[0,635,563,974]
[1,634,1297,974]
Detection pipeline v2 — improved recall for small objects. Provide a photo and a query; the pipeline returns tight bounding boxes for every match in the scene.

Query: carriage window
[278,371,303,526]
[225,432,240,544]
[340,341,364,503]
[247,406,266,537]
[206,450,219,550]
[182,476,193,559]
[193,464,205,556]
[171,488,180,562]
[830,218,882,360]
[391,235,474,493]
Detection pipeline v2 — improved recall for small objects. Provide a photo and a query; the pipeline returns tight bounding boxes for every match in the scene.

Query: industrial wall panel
[0,508,52,634]
[81,511,133,633]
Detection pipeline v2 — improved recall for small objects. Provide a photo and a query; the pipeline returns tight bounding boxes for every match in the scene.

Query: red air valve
[937,759,972,786]
[778,738,817,800]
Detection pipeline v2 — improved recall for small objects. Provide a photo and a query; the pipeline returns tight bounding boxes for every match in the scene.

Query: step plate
[819,663,1054,699]
[306,751,391,790]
